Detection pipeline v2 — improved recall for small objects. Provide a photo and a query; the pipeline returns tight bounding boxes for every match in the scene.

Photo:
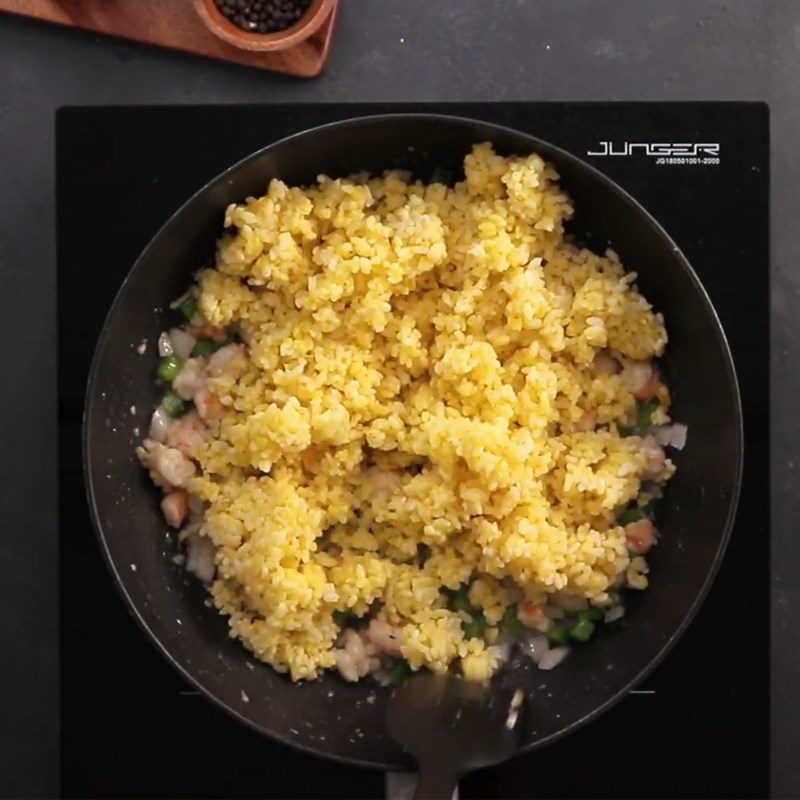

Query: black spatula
[386,672,525,800]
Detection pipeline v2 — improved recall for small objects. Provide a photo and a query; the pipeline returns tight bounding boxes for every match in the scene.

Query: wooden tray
[0,0,340,77]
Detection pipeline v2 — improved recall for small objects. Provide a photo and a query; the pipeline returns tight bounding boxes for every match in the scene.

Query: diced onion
[185,531,216,584]
[521,634,550,664]
[148,406,172,443]
[643,484,664,501]
[169,289,192,310]
[538,646,570,671]
[178,512,203,541]
[169,327,197,360]
[653,423,688,450]
[626,361,653,394]
[604,606,625,623]
[157,331,174,357]
[489,640,512,664]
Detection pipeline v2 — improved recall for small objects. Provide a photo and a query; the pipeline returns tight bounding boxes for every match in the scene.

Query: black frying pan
[84,115,742,786]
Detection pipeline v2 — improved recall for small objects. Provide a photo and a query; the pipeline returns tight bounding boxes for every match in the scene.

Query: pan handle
[385,770,459,800]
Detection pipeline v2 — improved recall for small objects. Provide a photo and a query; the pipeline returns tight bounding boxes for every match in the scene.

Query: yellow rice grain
[187,143,671,681]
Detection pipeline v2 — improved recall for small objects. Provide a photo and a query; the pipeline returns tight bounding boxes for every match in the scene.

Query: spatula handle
[412,763,459,800]
[386,772,459,800]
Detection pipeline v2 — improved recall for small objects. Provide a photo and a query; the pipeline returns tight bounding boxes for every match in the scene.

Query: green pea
[618,503,652,525]
[608,590,623,607]
[636,398,659,428]
[500,605,524,638]
[157,355,183,382]
[568,617,596,642]
[162,393,187,418]
[388,659,412,685]
[449,586,474,615]
[179,297,198,320]
[462,612,487,640]
[617,501,645,525]
[192,339,216,358]
[579,606,604,624]
[546,624,569,646]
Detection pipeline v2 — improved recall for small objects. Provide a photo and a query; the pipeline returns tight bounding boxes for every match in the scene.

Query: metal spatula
[386,672,525,800]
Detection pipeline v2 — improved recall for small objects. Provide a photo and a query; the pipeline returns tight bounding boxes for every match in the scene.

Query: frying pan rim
[83,112,744,771]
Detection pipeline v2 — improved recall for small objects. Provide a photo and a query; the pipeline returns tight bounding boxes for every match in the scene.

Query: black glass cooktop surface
[57,102,769,799]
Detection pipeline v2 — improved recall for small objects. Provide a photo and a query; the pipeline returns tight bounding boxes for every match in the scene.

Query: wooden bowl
[195,0,336,52]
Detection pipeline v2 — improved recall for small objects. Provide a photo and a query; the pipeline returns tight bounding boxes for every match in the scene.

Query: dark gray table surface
[0,1,795,797]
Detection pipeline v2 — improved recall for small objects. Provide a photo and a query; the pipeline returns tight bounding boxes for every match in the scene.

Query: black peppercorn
[215,0,313,34]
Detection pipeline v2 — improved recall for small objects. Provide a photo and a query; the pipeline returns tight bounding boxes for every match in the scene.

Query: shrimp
[172,357,206,401]
[207,344,246,379]
[161,489,189,528]
[641,435,667,479]
[334,629,380,682]
[166,411,206,455]
[625,518,657,554]
[366,616,404,657]
[517,600,551,632]
[625,361,661,401]
[135,440,196,489]
[334,650,359,683]
[193,388,223,421]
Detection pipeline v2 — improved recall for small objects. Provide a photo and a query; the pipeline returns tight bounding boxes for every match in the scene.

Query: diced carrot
[517,600,551,632]
[189,324,226,341]
[194,388,223,420]
[161,489,189,529]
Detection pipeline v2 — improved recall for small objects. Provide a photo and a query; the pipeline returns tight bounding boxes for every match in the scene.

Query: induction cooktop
[57,102,769,799]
